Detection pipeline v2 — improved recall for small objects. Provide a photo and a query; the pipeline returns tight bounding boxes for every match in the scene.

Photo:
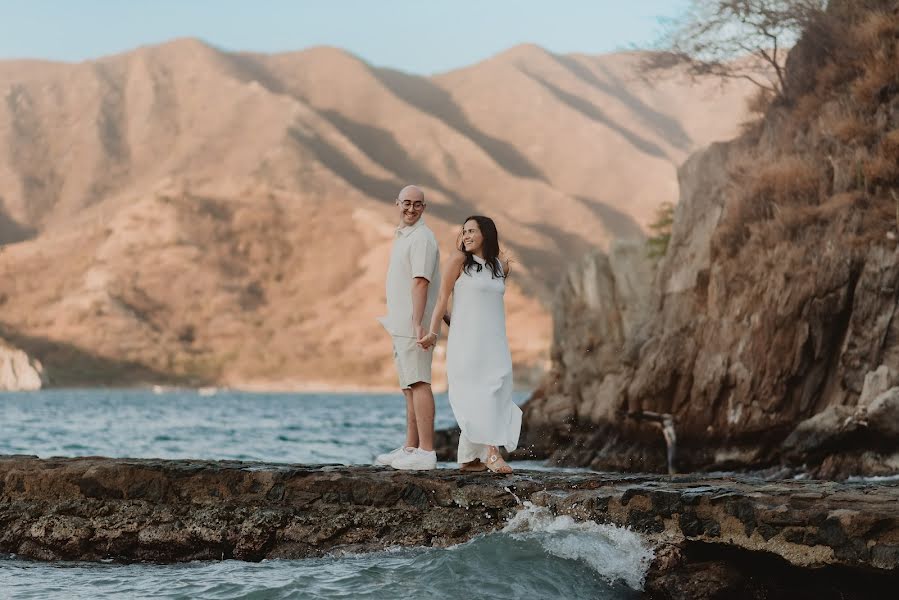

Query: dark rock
[647,560,748,600]
[679,511,721,538]
[646,542,899,600]
[3,453,899,591]
[3,455,899,599]
[782,406,860,458]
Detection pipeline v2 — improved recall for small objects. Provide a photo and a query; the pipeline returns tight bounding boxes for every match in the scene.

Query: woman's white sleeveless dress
[446,255,521,463]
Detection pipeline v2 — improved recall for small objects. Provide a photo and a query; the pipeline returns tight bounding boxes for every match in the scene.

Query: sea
[0,389,653,599]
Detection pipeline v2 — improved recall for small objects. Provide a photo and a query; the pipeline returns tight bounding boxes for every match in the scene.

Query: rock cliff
[519,2,899,478]
[0,340,46,390]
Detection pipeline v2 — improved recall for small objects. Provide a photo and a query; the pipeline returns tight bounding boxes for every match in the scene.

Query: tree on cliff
[645,0,828,99]
[647,201,674,259]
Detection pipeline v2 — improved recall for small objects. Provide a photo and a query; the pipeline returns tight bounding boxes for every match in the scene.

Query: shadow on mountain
[288,126,401,203]
[523,69,670,160]
[501,208,642,303]
[92,63,131,163]
[506,241,570,304]
[372,67,547,181]
[0,322,188,387]
[552,54,694,153]
[292,116,482,225]
[503,220,594,303]
[318,110,444,189]
[0,204,35,245]
[223,52,290,96]
[576,196,646,241]
[290,116,563,302]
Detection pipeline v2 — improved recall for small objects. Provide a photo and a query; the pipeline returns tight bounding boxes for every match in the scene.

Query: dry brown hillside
[0,39,754,389]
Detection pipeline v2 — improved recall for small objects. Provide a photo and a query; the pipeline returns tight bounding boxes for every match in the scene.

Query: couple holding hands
[375,185,521,473]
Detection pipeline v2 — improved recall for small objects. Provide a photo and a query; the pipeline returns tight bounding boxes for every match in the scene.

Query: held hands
[417,332,438,350]
[417,313,449,349]
[416,324,438,350]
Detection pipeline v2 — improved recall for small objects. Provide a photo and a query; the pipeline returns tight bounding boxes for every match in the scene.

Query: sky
[0,0,690,74]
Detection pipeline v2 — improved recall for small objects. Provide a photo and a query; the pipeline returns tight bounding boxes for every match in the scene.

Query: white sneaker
[374,447,412,467]
[391,448,437,470]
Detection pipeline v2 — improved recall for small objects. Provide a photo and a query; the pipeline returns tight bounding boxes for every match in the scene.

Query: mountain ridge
[0,38,756,388]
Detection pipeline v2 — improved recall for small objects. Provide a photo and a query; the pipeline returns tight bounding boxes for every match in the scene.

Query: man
[374,185,441,470]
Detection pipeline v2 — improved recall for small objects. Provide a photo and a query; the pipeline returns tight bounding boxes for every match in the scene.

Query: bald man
[375,185,441,470]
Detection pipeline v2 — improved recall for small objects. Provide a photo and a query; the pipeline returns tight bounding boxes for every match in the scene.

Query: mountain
[0,39,755,389]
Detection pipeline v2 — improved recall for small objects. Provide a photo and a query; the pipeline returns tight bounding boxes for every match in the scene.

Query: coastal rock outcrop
[518,2,899,478]
[1,456,897,598]
[0,340,46,390]
[528,240,656,430]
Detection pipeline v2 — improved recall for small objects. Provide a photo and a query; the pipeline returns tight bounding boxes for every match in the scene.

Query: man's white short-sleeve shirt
[379,218,441,337]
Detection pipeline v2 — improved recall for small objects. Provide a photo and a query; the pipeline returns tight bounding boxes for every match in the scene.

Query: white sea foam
[502,503,654,591]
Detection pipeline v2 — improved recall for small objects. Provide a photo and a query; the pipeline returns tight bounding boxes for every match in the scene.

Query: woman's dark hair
[459,215,505,278]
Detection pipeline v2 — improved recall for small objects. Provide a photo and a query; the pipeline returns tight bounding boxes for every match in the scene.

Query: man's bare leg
[403,388,418,449]
[410,381,435,451]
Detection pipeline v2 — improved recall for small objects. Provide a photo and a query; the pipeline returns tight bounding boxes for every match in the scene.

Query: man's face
[397,193,425,227]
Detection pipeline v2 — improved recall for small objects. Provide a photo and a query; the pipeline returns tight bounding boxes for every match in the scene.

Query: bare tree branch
[642,0,828,99]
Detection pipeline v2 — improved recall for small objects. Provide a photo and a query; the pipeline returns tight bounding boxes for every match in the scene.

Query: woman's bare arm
[419,251,465,348]
[500,250,513,278]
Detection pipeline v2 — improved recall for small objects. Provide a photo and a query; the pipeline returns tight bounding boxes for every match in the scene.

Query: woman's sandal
[460,459,488,472]
[485,454,513,474]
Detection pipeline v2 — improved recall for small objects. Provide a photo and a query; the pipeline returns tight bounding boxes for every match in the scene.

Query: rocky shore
[1,456,897,598]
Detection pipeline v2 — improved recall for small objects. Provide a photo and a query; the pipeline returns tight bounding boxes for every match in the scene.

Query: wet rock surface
[1,455,898,598]
[644,543,899,600]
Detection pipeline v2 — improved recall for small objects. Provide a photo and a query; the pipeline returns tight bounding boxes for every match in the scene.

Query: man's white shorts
[392,336,433,389]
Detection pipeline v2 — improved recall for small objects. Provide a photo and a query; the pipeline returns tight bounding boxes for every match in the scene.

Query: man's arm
[419,251,465,349]
[411,276,429,339]
[409,234,438,339]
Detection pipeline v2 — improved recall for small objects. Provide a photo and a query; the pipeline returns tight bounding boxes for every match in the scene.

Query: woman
[418,216,521,474]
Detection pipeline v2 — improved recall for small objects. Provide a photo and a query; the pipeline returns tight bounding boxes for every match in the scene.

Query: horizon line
[0,36,653,77]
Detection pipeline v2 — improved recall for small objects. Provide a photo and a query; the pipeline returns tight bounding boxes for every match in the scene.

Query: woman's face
[462,220,484,254]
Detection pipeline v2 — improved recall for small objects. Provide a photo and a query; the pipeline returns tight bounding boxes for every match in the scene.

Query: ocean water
[0,389,653,599]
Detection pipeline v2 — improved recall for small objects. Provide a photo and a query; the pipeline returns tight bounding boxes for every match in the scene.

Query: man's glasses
[399,200,425,210]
